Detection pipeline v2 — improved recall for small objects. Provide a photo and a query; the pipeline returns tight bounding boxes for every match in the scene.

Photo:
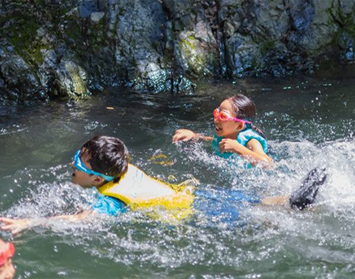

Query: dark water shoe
[289,168,327,210]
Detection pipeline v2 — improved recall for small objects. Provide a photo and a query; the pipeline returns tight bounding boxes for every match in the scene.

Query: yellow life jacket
[97,164,194,220]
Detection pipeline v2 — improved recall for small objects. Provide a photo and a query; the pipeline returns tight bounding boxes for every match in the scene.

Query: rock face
[1,0,355,104]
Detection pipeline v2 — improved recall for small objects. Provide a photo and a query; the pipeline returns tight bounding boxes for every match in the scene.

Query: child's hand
[0,217,31,235]
[219,138,242,153]
[172,129,197,143]
[220,138,272,165]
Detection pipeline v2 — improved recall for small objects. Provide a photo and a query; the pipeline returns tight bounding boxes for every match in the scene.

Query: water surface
[0,68,355,278]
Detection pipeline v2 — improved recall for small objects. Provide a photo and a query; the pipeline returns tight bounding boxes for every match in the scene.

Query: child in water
[0,136,325,234]
[173,94,271,166]
[0,238,16,279]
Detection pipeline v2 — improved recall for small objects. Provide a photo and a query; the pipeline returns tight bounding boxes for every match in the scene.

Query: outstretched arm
[172,129,213,143]
[0,210,92,235]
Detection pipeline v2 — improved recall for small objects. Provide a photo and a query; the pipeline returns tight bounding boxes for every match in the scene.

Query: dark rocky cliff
[1,0,355,104]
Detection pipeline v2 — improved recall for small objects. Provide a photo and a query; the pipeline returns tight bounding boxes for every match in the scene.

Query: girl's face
[213,99,243,138]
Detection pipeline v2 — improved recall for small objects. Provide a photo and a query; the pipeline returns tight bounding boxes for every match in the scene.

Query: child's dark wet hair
[81,136,129,179]
[228,94,266,138]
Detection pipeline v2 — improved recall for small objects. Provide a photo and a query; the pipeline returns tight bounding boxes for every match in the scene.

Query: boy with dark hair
[0,136,326,234]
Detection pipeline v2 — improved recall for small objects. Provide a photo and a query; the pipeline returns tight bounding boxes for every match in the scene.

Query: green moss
[260,40,275,54]
[65,21,83,42]
[186,36,196,48]
[5,15,39,52]
[328,8,355,49]
[251,55,259,69]
[34,0,45,6]
[31,45,45,64]
[119,8,126,16]
[340,4,355,31]
[87,19,108,53]
[340,13,355,36]
[179,36,195,54]
[0,11,47,70]
[179,35,209,76]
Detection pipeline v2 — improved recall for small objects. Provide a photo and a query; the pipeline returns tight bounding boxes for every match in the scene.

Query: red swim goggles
[213,108,251,124]
[0,242,15,266]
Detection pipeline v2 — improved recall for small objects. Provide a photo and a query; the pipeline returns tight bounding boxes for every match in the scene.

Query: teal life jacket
[211,126,268,159]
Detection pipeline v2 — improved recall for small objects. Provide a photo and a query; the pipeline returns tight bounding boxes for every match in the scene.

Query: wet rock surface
[1,0,355,104]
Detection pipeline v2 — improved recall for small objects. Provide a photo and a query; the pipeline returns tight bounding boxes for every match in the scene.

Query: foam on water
[2,138,354,278]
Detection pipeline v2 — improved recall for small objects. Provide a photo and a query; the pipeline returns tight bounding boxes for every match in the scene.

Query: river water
[0,67,354,278]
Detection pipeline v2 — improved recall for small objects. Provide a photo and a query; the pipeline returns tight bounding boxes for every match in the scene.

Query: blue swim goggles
[73,150,115,182]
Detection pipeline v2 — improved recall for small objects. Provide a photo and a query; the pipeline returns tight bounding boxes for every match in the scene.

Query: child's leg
[289,168,327,210]
[260,168,327,209]
[260,196,288,206]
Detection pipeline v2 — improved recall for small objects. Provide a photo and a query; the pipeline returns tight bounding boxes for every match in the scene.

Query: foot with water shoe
[289,168,327,210]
